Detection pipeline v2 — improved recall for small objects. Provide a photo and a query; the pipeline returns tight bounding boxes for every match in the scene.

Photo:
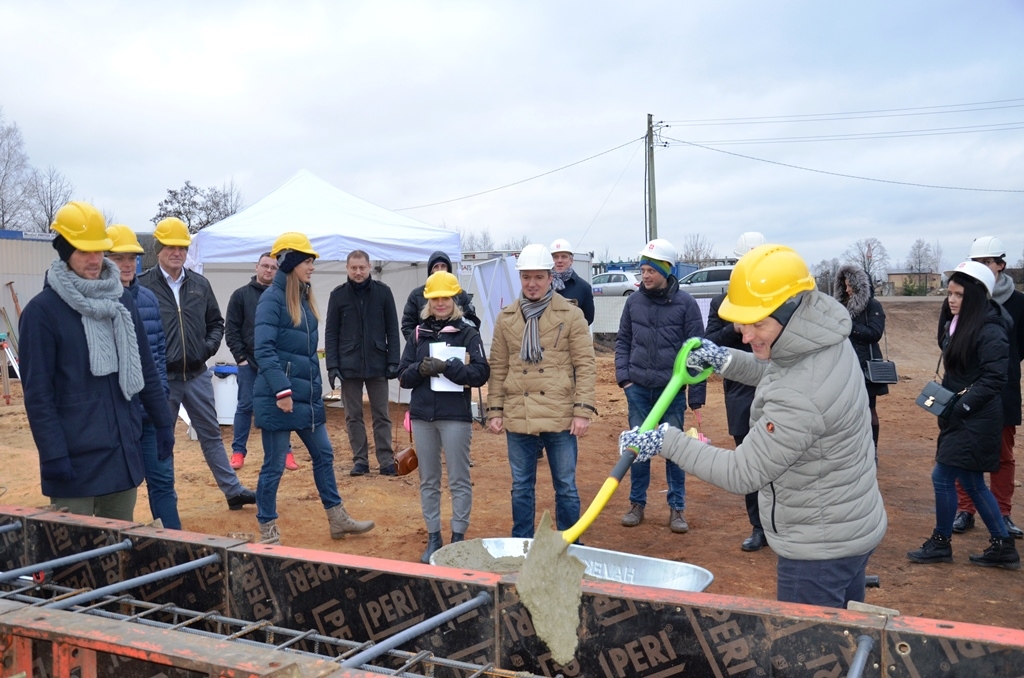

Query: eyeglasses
[258,264,279,271]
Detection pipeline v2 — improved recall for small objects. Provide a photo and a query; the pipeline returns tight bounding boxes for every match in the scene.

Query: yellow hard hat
[423,271,462,298]
[106,225,145,253]
[719,244,816,325]
[51,201,112,252]
[270,232,318,258]
[153,217,192,247]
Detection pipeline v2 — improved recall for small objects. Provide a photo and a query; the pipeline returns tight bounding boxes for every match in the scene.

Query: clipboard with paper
[429,342,467,392]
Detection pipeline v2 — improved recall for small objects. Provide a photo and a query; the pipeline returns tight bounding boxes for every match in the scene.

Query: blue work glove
[618,423,669,463]
[686,338,732,373]
[156,426,175,461]
[41,456,76,483]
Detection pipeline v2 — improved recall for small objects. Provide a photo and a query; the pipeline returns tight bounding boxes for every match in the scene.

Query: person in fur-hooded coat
[833,265,888,453]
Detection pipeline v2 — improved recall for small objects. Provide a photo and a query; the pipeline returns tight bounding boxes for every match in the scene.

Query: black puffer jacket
[401,251,479,339]
[398,318,490,422]
[554,269,595,325]
[833,265,888,397]
[325,278,400,379]
[138,267,225,381]
[225,276,270,367]
[705,293,755,437]
[936,301,1009,472]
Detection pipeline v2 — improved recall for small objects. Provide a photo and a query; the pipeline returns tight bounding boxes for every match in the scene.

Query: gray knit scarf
[993,271,1014,305]
[551,269,572,292]
[47,258,144,400]
[519,289,553,364]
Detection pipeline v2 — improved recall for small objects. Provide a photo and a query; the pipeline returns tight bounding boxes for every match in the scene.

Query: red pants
[957,426,1017,516]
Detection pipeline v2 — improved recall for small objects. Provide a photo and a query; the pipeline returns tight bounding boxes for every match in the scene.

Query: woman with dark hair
[253,232,375,545]
[906,261,1018,569]
[833,265,887,458]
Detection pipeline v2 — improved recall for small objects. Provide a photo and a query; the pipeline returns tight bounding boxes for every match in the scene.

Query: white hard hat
[638,238,676,263]
[549,238,573,255]
[946,260,995,296]
[968,236,1005,260]
[734,231,766,257]
[516,244,554,271]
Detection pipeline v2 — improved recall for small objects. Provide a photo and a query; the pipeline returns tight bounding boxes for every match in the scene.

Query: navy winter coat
[128,279,170,410]
[253,270,325,432]
[705,293,755,437]
[555,269,595,325]
[614,277,706,407]
[398,318,490,422]
[401,250,480,339]
[20,277,175,499]
[936,301,1009,472]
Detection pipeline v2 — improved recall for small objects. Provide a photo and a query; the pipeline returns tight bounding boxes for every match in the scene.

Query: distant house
[888,270,941,294]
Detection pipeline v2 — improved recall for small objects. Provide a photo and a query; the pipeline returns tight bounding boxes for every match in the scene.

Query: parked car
[677,265,734,298]
[592,271,641,296]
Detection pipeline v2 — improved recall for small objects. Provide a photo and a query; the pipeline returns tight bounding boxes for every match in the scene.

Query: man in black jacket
[139,217,256,511]
[401,250,478,339]
[550,238,595,325]
[325,250,401,476]
[225,252,297,472]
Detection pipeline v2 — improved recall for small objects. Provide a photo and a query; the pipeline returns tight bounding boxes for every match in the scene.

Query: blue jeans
[257,424,341,524]
[777,550,873,608]
[141,421,181,529]
[232,363,257,455]
[932,463,1007,539]
[624,384,687,510]
[506,431,580,538]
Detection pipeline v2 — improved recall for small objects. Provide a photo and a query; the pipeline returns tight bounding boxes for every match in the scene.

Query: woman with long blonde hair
[252,232,375,544]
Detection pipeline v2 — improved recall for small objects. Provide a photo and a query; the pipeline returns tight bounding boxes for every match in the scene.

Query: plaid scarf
[519,289,553,364]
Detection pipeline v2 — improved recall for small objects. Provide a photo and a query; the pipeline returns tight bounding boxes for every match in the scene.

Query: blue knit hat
[640,256,672,279]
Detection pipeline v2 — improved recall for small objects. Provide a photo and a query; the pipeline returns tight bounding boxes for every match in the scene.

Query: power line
[394,137,645,211]
[667,121,1024,146]
[661,97,1024,126]
[576,141,644,249]
[662,136,1024,193]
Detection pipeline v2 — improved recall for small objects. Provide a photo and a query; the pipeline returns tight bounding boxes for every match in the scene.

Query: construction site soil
[1,297,1022,631]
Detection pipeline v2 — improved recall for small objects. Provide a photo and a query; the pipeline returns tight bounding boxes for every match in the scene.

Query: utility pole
[646,113,658,241]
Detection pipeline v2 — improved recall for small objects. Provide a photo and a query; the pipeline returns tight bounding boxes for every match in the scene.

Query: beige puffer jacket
[487,294,597,434]
[661,291,887,561]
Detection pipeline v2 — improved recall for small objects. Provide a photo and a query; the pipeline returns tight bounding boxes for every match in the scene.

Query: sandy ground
[1,298,1022,630]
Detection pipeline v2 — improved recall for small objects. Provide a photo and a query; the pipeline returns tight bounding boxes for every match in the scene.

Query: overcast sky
[2,1,1022,270]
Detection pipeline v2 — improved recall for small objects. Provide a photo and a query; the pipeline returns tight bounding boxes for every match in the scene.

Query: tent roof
[192,170,460,264]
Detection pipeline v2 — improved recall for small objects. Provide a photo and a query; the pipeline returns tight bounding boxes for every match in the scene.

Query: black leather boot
[451,532,465,543]
[421,532,443,564]
[969,536,1021,570]
[907,532,952,564]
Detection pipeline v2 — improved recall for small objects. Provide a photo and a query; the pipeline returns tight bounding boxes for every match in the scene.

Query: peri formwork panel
[881,615,1024,677]
[23,511,140,593]
[0,506,49,572]
[227,544,503,675]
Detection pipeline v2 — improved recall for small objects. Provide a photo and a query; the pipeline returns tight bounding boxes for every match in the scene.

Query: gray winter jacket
[660,290,887,561]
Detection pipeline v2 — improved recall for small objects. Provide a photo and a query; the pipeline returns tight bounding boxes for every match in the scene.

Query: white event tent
[190,170,462,401]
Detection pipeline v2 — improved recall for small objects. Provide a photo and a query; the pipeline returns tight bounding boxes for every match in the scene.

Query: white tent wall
[0,236,61,354]
[202,259,425,403]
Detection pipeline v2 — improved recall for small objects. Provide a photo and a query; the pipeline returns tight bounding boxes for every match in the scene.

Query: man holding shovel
[486,244,597,539]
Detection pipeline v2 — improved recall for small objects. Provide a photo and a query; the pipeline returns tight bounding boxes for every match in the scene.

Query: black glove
[328,368,343,390]
[156,426,175,461]
[385,364,400,380]
[418,357,447,377]
[41,456,76,483]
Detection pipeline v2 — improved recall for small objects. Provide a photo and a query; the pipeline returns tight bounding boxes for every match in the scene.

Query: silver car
[677,265,734,298]
[592,271,641,296]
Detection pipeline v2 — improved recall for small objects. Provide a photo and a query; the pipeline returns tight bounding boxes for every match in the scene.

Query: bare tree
[499,234,531,251]
[0,110,31,231]
[679,234,715,267]
[843,238,890,284]
[812,257,842,293]
[152,179,244,233]
[477,229,494,251]
[906,238,934,272]
[932,240,944,275]
[25,165,74,232]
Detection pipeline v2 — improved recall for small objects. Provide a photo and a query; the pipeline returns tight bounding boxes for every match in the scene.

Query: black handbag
[864,334,898,384]
[915,352,968,418]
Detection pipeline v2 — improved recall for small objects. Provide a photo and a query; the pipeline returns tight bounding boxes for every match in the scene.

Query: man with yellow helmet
[620,244,887,609]
[20,203,176,521]
[139,217,256,511]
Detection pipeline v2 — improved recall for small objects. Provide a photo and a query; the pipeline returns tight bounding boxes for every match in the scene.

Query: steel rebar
[0,522,21,535]
[847,634,875,678]
[0,538,132,583]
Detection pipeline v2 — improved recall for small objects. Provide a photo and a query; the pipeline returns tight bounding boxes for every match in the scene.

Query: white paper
[429,343,467,392]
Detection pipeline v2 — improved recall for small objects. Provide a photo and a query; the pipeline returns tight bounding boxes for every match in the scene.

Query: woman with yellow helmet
[251,232,375,544]
[397,270,490,563]
[620,244,887,609]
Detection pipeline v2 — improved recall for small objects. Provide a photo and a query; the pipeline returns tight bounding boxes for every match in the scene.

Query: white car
[592,271,641,296]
